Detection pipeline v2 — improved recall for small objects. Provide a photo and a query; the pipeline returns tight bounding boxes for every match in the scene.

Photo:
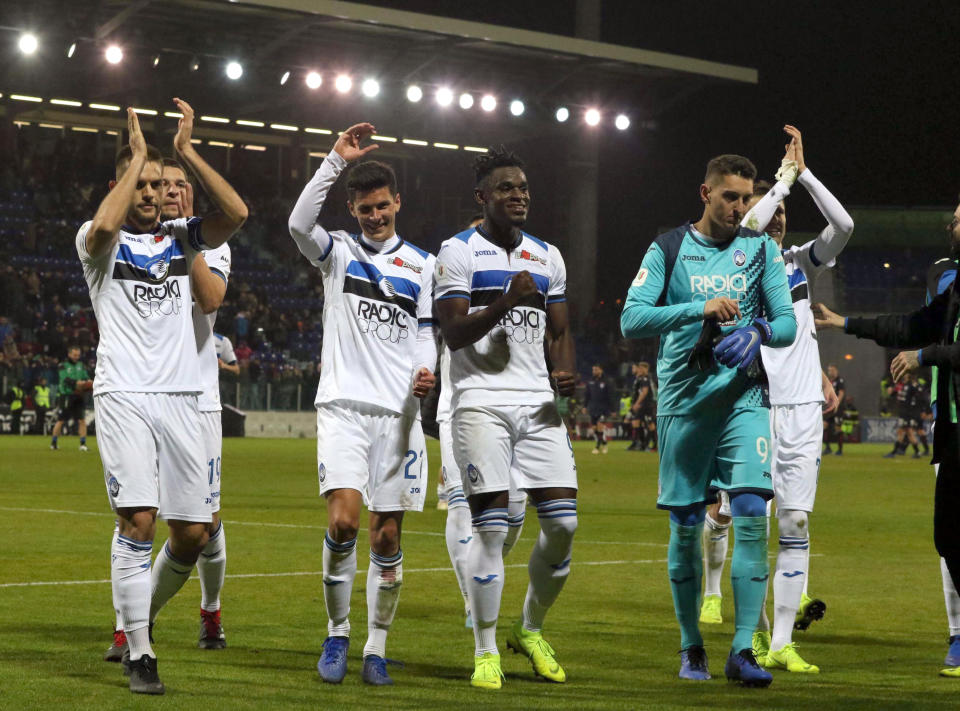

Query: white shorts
[200,410,223,513]
[770,402,823,512]
[94,391,210,522]
[452,402,577,497]
[316,401,427,512]
[439,419,526,506]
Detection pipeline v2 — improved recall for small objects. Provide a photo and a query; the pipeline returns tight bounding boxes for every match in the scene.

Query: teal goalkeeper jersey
[620,223,796,415]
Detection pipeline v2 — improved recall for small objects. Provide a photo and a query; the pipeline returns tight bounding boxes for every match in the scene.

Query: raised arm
[86,109,148,259]
[288,122,379,263]
[172,99,247,248]
[191,253,227,314]
[620,241,739,339]
[741,134,798,233]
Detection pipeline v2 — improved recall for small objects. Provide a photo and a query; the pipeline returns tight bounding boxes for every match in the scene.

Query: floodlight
[305,71,322,89]
[19,34,38,55]
[480,95,496,112]
[226,61,243,80]
[435,87,453,107]
[406,85,423,102]
[459,93,474,109]
[361,79,379,98]
[105,45,123,64]
[555,107,569,122]
[509,100,524,116]
[585,108,601,126]
[615,114,630,130]
[335,75,352,93]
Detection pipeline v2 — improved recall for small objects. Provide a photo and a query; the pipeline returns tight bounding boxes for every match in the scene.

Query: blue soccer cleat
[317,636,349,683]
[725,648,773,688]
[678,645,710,680]
[362,655,399,686]
[946,636,960,668]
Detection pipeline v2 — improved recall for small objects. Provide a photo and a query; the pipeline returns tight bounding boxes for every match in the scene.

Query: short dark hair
[752,179,773,197]
[67,344,80,352]
[473,145,525,188]
[162,157,187,174]
[704,154,757,184]
[115,144,163,175]
[345,160,397,201]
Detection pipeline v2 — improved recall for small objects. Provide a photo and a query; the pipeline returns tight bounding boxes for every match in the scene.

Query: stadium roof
[1,1,757,134]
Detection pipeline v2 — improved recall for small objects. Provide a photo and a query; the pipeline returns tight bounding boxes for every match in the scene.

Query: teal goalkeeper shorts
[656,407,773,510]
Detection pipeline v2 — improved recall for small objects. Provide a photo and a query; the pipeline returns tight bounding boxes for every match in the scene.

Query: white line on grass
[0,559,669,589]
[0,505,666,547]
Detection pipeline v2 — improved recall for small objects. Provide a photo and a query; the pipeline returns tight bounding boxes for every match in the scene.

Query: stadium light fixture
[226,61,243,80]
[132,108,157,116]
[11,94,43,103]
[71,127,99,133]
[305,71,322,90]
[459,93,474,110]
[244,144,266,151]
[402,138,428,146]
[463,146,488,153]
[309,151,329,158]
[406,85,423,103]
[555,107,569,122]
[164,111,183,118]
[201,115,230,123]
[190,56,200,72]
[280,70,290,85]
[615,114,630,130]
[270,123,298,131]
[434,142,459,150]
[39,123,64,129]
[51,99,82,107]
[90,103,121,111]
[585,108,601,126]
[152,54,161,67]
[435,87,453,107]
[509,100,524,116]
[66,42,76,58]
[480,95,496,112]
[361,79,380,98]
[105,45,123,64]
[371,134,397,143]
[334,75,352,93]
[19,33,39,55]
[305,127,333,134]
[236,119,265,127]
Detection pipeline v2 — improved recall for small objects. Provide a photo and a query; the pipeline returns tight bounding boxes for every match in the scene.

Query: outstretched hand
[126,108,146,158]
[333,123,379,162]
[812,302,844,330]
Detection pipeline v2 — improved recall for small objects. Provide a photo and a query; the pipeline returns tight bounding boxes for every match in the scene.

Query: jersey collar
[476,225,522,251]
[121,222,161,235]
[358,233,402,254]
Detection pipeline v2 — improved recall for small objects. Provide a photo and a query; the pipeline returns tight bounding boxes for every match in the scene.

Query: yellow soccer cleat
[794,593,826,631]
[505,621,567,682]
[752,630,771,667]
[470,652,504,690]
[699,594,723,624]
[765,642,820,673]
[940,666,960,678]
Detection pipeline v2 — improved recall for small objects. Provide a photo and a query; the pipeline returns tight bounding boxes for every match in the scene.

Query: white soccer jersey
[76,217,204,395]
[436,344,452,423]
[215,334,236,367]
[434,228,566,411]
[192,244,232,412]
[761,241,833,405]
[311,233,435,417]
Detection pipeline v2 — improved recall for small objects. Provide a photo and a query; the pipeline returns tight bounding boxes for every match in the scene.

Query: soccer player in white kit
[79,103,246,695]
[287,123,437,687]
[716,126,853,673]
[434,147,577,689]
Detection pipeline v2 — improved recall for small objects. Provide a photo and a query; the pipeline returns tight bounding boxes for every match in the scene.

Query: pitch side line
[0,505,667,547]
[0,559,668,589]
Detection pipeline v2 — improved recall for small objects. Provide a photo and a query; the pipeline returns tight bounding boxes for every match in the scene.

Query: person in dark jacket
[582,364,615,454]
[812,202,960,596]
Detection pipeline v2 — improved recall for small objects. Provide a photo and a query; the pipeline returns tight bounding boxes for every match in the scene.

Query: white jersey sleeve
[216,333,237,364]
[194,243,231,412]
[547,245,567,305]
[434,239,472,302]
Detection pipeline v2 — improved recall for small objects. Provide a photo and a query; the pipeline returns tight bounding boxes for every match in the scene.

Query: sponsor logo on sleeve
[632,268,648,287]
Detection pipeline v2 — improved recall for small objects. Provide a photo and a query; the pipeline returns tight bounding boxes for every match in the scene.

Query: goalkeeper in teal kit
[621,154,796,687]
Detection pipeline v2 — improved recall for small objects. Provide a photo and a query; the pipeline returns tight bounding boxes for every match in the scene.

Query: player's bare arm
[218,357,240,375]
[435,270,537,351]
[546,300,576,396]
[172,98,247,246]
[822,370,839,416]
[190,253,227,314]
[87,109,149,259]
[812,303,845,330]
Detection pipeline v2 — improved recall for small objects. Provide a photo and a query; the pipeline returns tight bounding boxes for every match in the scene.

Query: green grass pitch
[1,436,957,709]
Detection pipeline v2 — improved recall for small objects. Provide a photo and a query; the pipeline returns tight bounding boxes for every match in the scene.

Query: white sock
[150,541,194,623]
[943,557,960,636]
[112,533,154,661]
[323,533,356,637]
[363,549,403,659]
[111,522,123,631]
[504,497,527,558]
[522,499,577,632]
[444,493,473,616]
[702,513,729,597]
[771,509,810,650]
[197,521,226,612]
[467,508,508,656]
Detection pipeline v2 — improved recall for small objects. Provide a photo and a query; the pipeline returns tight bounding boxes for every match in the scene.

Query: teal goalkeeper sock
[667,518,703,649]
[730,516,769,652]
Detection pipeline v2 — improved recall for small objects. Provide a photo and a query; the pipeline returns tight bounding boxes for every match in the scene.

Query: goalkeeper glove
[713,318,773,371]
[687,318,723,371]
[774,158,799,186]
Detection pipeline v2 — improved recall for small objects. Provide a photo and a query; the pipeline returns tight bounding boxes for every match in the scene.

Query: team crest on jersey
[318,463,326,482]
[733,249,746,267]
[378,277,398,298]
[145,255,170,283]
[391,256,423,274]
[467,463,480,484]
[514,248,546,266]
[632,268,648,287]
[108,475,120,497]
